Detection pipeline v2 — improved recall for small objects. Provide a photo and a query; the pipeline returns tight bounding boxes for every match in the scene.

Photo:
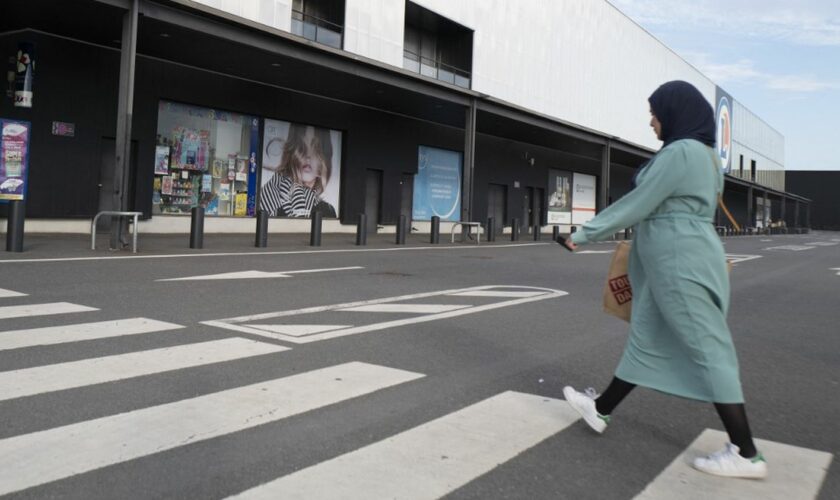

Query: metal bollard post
[396,215,407,245]
[255,210,269,248]
[533,224,541,241]
[430,216,440,244]
[487,217,496,242]
[552,225,560,241]
[189,206,205,249]
[511,218,520,241]
[571,226,577,233]
[5,200,25,252]
[356,214,367,246]
[310,211,322,247]
[624,228,631,239]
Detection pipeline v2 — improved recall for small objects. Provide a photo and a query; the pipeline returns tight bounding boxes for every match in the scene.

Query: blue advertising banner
[0,119,31,202]
[412,146,462,221]
[247,117,259,216]
[715,86,734,174]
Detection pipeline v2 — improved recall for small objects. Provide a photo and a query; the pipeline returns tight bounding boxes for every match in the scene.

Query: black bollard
[255,210,269,248]
[189,206,204,249]
[396,215,407,245]
[571,226,577,233]
[430,216,440,244]
[486,217,496,242]
[511,218,520,241]
[624,228,631,240]
[552,225,560,241]
[533,224,541,241]
[310,211,322,247]
[5,200,25,252]
[356,214,367,246]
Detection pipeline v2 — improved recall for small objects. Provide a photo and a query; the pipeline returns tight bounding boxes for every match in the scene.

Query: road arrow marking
[158,266,363,281]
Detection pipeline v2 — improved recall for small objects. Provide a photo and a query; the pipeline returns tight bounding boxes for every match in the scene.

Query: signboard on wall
[0,119,31,201]
[259,119,342,218]
[715,86,734,174]
[571,172,596,224]
[547,169,572,224]
[412,146,462,222]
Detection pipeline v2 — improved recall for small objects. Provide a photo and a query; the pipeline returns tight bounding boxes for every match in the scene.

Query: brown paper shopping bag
[603,241,633,322]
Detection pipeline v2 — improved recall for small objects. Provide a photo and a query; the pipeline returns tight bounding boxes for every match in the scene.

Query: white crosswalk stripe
[0,317,184,351]
[0,337,287,401]
[635,429,833,500]
[228,391,580,500]
[0,287,27,298]
[0,302,97,319]
[0,362,424,496]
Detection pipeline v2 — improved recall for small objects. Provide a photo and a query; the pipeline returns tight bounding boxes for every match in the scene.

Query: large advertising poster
[0,119,30,201]
[412,146,462,222]
[571,173,596,225]
[547,169,572,224]
[715,86,734,174]
[260,119,342,218]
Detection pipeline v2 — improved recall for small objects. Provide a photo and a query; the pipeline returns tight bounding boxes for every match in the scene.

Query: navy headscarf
[648,80,716,148]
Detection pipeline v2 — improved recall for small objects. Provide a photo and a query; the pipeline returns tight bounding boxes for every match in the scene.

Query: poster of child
[259,119,341,218]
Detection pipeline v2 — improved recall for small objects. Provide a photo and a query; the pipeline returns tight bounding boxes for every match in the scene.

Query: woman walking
[559,80,767,479]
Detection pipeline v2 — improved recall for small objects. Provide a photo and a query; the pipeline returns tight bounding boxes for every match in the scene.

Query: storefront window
[153,101,258,216]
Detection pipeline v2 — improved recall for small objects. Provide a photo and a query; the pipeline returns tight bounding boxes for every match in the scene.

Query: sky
[608,0,840,171]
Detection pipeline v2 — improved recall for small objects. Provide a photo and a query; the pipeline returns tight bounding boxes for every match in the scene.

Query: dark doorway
[365,169,383,233]
[522,187,533,234]
[487,183,506,234]
[400,173,414,220]
[533,188,544,227]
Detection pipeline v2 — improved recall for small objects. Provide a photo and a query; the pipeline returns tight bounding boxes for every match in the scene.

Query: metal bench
[450,222,482,244]
[91,211,142,253]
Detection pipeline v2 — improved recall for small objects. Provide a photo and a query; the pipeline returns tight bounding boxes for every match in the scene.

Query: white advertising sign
[571,173,597,224]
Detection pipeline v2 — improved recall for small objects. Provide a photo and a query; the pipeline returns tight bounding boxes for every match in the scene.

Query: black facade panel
[786,171,840,230]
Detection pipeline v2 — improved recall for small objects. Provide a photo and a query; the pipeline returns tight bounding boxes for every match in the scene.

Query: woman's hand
[556,235,577,252]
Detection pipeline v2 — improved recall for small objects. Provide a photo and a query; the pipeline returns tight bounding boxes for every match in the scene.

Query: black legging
[593,376,758,458]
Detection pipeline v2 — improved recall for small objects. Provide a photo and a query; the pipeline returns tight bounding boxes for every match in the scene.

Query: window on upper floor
[402,1,473,89]
[291,0,345,49]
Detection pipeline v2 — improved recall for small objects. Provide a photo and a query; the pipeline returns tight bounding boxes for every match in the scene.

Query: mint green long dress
[570,138,743,403]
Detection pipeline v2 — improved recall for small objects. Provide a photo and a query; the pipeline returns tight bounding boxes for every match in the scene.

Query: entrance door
[365,169,383,233]
[400,173,413,221]
[522,187,533,234]
[533,188,544,228]
[487,183,506,234]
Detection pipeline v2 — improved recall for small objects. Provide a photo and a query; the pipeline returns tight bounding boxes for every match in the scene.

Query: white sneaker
[692,443,768,479]
[563,386,610,434]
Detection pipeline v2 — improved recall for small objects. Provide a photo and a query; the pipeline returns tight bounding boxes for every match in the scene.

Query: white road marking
[228,391,580,500]
[577,250,615,254]
[725,254,763,264]
[635,429,833,500]
[339,304,471,314]
[831,268,840,276]
[0,243,548,264]
[764,245,816,251]
[761,239,773,242]
[0,318,184,351]
[805,242,838,247]
[0,362,424,496]
[0,288,26,298]
[157,266,363,281]
[0,338,287,402]
[202,285,568,344]
[0,302,97,320]
[448,290,545,298]
[246,324,353,336]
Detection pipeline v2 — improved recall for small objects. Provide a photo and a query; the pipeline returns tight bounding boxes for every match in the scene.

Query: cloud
[609,0,840,46]
[680,51,838,93]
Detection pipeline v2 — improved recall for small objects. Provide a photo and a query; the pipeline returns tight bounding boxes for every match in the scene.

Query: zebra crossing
[0,287,833,499]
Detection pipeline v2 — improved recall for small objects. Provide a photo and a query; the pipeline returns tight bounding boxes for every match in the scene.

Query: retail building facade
[0,0,810,234]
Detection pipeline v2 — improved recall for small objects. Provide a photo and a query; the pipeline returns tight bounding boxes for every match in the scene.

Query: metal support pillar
[747,186,753,230]
[599,140,611,212]
[111,0,139,249]
[794,201,800,230]
[462,99,477,232]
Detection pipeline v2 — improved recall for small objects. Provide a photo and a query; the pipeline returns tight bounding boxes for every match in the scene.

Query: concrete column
[462,98,477,225]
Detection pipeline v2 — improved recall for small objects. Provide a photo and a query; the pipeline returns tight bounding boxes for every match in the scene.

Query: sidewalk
[0,230,545,261]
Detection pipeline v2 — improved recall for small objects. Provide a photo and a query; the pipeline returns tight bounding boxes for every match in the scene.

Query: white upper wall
[185,0,783,173]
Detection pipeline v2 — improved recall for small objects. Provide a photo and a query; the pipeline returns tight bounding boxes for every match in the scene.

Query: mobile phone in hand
[555,235,574,252]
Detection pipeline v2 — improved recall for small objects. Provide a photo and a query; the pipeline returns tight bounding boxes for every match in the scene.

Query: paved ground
[0,230,837,499]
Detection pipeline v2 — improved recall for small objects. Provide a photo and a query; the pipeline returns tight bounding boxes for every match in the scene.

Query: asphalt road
[0,231,837,499]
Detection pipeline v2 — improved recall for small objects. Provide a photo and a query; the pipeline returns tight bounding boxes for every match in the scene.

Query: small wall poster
[154,145,170,174]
